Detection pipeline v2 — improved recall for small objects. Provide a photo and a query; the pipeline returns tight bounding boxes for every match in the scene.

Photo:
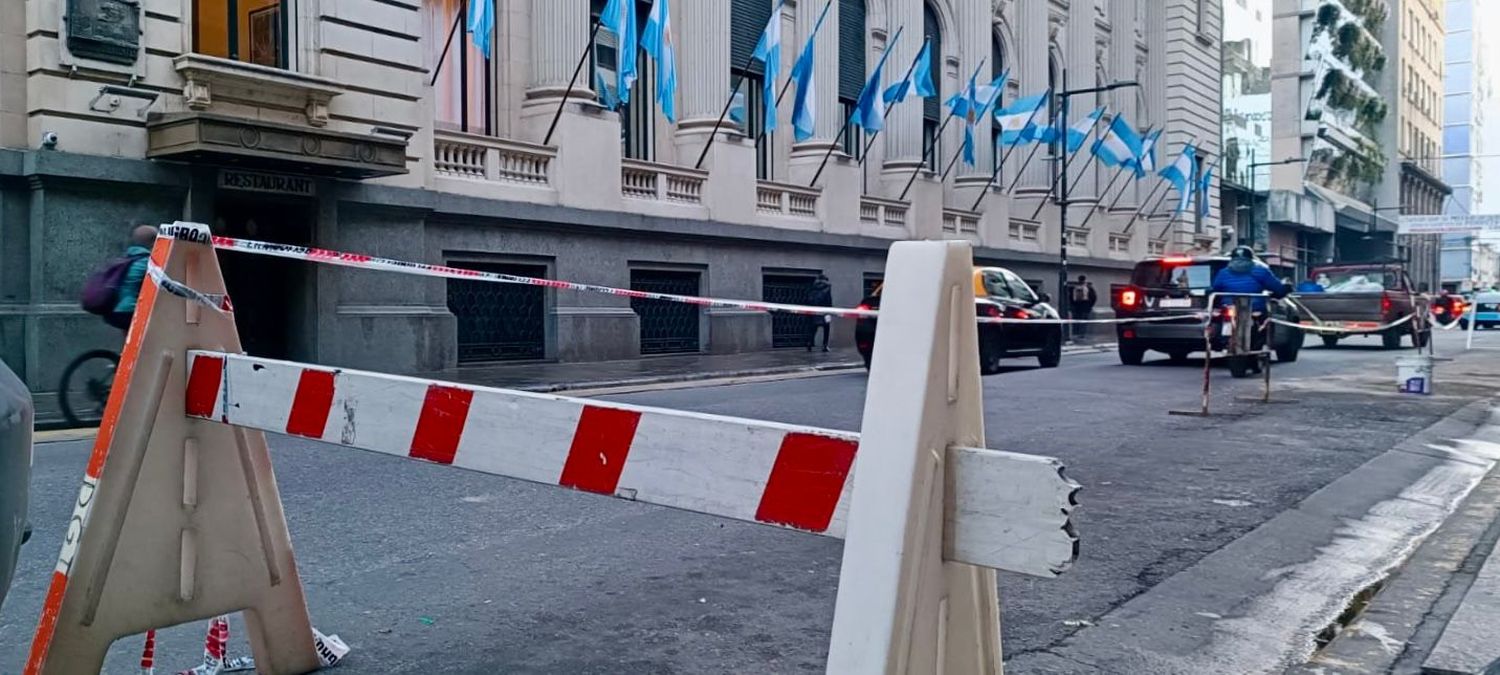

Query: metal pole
[1074,167,1129,231]
[1031,113,1106,221]
[1003,141,1044,193]
[1121,179,1169,234]
[811,46,927,187]
[808,122,850,187]
[752,76,799,149]
[968,100,1047,211]
[898,106,961,200]
[694,51,764,169]
[430,1,466,87]
[1057,70,1071,341]
[543,18,605,146]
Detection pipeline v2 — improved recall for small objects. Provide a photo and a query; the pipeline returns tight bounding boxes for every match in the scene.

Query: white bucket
[1396,355,1434,395]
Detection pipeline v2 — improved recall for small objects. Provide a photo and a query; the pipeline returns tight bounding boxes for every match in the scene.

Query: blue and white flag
[750,1,784,133]
[1065,106,1106,154]
[594,68,620,110]
[883,37,936,104]
[995,91,1048,146]
[851,27,903,133]
[727,90,747,127]
[1092,115,1144,169]
[1198,163,1214,217]
[1160,144,1198,215]
[601,0,639,105]
[789,0,833,142]
[1130,128,1162,176]
[976,69,1009,116]
[954,70,982,165]
[641,0,676,122]
[466,0,495,57]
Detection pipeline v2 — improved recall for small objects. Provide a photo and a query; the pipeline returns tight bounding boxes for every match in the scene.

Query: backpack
[1071,283,1091,304]
[80,253,145,315]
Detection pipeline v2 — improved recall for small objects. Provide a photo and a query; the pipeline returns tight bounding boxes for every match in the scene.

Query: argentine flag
[750,2,784,133]
[1160,144,1197,215]
[600,0,639,105]
[1065,106,1106,154]
[1092,115,1143,169]
[851,27,902,133]
[1131,128,1162,176]
[641,0,676,122]
[883,37,936,104]
[995,91,1049,146]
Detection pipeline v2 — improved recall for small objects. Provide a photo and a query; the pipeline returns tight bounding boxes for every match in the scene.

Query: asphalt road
[2,331,1497,673]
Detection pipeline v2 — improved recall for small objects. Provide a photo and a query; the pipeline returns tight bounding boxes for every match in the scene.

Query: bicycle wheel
[58,349,120,427]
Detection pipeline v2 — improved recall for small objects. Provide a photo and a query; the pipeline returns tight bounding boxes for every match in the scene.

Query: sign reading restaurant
[219,170,316,197]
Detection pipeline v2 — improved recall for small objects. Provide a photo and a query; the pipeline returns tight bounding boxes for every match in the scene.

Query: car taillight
[1120,289,1139,308]
[1434,306,1446,315]
[1006,308,1030,320]
[1380,292,1393,314]
[983,304,1002,317]
[1454,301,1467,315]
[856,303,872,312]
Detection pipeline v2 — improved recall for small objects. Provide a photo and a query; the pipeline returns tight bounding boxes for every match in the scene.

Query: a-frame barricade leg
[26,222,320,675]
[827,241,1003,674]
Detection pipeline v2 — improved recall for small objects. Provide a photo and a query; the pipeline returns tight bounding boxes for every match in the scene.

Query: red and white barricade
[27,222,1080,674]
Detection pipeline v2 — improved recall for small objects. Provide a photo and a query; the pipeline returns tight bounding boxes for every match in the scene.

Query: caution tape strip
[201,234,1208,327]
[146,264,232,315]
[1269,312,1419,334]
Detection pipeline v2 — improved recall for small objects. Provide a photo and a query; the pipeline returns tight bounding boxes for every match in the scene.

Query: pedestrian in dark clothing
[806,274,833,352]
[105,225,157,330]
[1070,275,1097,337]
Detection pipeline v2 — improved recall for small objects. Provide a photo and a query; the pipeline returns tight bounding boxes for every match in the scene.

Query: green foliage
[1315,69,1387,136]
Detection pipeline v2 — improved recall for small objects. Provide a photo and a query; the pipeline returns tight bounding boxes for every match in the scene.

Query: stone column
[1016,0,1050,191]
[880,0,926,193]
[1141,0,1167,209]
[789,0,842,184]
[526,0,594,104]
[1108,0,1139,209]
[1065,0,1097,200]
[955,0,995,190]
[673,0,732,165]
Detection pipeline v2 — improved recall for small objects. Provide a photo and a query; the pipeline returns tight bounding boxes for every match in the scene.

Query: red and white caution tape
[1270,312,1419,334]
[137,615,348,674]
[146,264,232,315]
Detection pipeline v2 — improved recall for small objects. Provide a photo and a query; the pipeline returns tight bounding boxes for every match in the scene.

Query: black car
[856,266,1063,374]
[1112,256,1303,367]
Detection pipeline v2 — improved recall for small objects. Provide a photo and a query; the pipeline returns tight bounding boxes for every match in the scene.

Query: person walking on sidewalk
[1070,275,1097,338]
[806,274,833,352]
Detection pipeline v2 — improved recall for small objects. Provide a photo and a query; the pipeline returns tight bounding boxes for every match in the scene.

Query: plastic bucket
[1396,355,1434,395]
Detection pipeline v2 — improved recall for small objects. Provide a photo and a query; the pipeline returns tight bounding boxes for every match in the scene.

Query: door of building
[446,262,548,363]
[213,195,314,361]
[763,273,817,348]
[630,270,701,354]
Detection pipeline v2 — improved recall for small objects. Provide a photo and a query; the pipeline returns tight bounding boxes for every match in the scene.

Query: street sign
[1397,214,1500,235]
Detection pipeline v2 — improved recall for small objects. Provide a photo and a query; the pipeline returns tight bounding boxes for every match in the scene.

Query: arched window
[592,0,656,161]
[731,0,774,177]
[922,2,942,171]
[838,0,867,158]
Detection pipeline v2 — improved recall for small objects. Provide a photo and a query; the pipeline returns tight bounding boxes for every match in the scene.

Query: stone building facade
[0,0,1222,417]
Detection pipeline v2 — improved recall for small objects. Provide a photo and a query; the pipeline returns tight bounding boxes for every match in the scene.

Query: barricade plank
[184,350,1079,578]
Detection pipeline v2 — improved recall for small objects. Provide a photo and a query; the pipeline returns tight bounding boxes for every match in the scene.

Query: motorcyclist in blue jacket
[1212,246,1290,310]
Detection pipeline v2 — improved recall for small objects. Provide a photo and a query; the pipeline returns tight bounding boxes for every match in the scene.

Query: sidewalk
[425,348,866,393]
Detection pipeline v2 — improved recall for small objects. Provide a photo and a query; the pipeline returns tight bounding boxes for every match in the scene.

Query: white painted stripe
[320,366,425,456]
[617,412,790,523]
[220,355,304,434]
[452,389,584,484]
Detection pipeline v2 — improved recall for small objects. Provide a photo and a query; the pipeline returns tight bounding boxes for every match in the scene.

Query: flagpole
[1097,125,1156,209]
[1028,107,1109,220]
[543,17,606,146]
[1002,142,1044,193]
[1077,125,1158,230]
[809,40,926,187]
[933,60,991,186]
[430,0,468,87]
[966,96,1047,211]
[898,73,986,201]
[694,51,765,169]
[754,0,833,152]
[1122,178,1170,234]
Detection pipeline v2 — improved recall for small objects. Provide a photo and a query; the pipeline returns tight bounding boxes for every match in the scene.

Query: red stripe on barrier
[408,385,474,465]
[285,369,336,438]
[184,354,225,420]
[23,570,71,674]
[755,433,859,533]
[559,406,642,495]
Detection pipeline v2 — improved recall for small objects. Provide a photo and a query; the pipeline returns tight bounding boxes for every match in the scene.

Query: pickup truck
[1293,262,1430,349]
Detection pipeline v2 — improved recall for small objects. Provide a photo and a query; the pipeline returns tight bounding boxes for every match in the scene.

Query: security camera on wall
[40,131,58,150]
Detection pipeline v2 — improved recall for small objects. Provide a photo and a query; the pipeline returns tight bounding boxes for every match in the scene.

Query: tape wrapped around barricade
[146,264,232,315]
[138,616,348,675]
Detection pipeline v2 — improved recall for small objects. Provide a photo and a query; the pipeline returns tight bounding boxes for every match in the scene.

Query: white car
[1461,290,1500,330]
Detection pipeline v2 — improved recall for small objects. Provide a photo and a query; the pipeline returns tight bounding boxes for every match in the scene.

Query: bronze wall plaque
[66,0,141,65]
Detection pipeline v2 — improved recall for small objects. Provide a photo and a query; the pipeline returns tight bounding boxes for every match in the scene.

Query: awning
[1303,182,1397,234]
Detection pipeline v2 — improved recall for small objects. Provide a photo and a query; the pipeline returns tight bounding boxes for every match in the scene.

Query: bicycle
[58,349,120,427]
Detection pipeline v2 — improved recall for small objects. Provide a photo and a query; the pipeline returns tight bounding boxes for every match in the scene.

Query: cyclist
[104,225,157,330]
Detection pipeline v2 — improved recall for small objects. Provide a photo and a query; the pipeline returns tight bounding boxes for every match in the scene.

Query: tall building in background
[1220,0,1274,255]
[1439,0,1495,291]
[1262,0,1448,288]
[1396,0,1448,292]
